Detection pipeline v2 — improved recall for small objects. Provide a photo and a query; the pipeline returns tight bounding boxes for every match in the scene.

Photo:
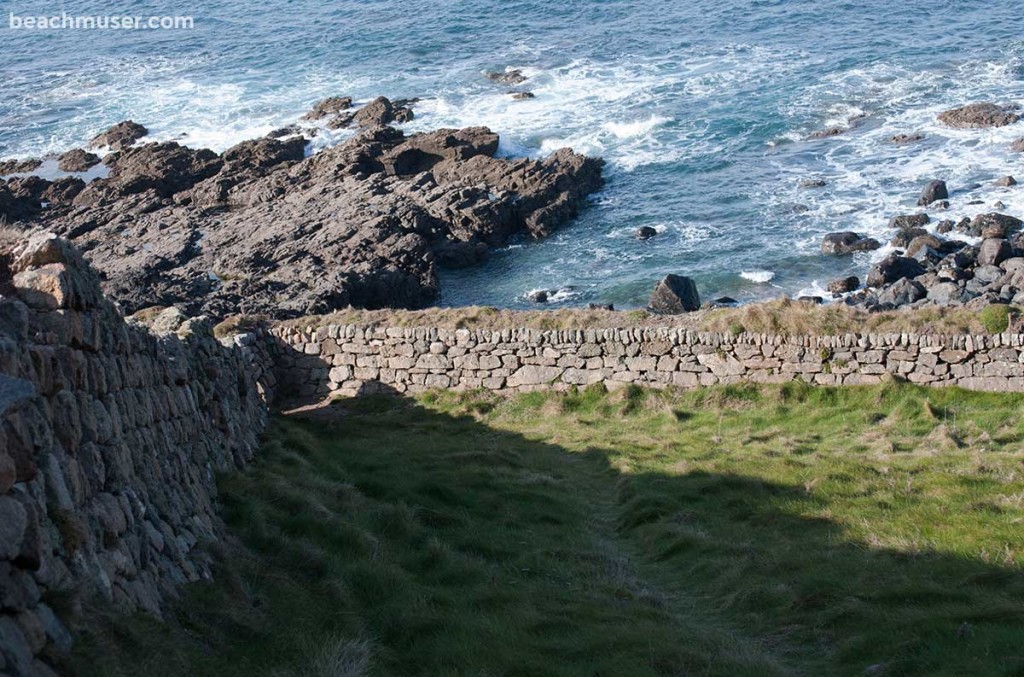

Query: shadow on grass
[71,384,1024,677]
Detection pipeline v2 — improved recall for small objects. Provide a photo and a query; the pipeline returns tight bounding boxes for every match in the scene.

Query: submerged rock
[485,69,527,85]
[648,275,700,314]
[891,133,925,145]
[636,226,658,240]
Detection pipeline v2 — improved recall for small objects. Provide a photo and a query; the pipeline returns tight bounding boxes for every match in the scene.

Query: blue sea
[2,0,1023,308]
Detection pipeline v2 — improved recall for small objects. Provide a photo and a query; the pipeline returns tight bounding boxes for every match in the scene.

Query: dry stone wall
[268,323,1024,400]
[0,235,269,676]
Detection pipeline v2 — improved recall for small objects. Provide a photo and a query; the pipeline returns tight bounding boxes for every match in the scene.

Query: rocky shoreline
[0,96,604,320]
[2,97,1023,320]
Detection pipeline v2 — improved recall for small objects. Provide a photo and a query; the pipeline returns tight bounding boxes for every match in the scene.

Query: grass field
[71,382,1024,676]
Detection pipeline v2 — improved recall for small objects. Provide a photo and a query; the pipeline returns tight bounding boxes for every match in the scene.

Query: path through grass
[72,382,1024,676]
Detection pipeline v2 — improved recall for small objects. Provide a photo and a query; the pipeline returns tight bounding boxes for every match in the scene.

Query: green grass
[71,383,1024,676]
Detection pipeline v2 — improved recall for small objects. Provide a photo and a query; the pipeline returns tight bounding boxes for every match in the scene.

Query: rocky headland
[0,96,604,320]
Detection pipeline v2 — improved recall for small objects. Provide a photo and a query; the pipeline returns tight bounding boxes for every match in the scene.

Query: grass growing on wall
[72,382,1024,676]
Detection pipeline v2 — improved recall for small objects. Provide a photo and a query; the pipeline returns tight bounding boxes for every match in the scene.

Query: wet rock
[978,238,1012,266]
[890,227,928,249]
[821,232,881,255]
[648,274,700,314]
[889,213,929,230]
[905,234,945,258]
[937,103,1020,129]
[917,180,948,206]
[588,303,614,311]
[891,133,925,145]
[995,175,1018,187]
[303,96,353,121]
[0,159,42,175]
[867,254,926,288]
[711,297,738,306]
[967,213,1023,239]
[808,127,844,139]
[511,91,536,100]
[485,69,527,85]
[88,120,148,150]
[1012,138,1024,153]
[798,296,824,304]
[828,276,860,294]
[636,226,658,240]
[528,290,549,303]
[56,149,101,173]
[798,178,827,189]
[936,220,956,234]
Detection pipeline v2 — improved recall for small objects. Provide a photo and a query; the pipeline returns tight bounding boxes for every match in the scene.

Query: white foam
[740,270,776,284]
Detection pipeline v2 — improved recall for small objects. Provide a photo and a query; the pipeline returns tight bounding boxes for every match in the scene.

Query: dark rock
[867,254,926,288]
[56,149,101,173]
[808,127,844,139]
[88,120,148,150]
[798,179,827,189]
[588,303,614,311]
[995,175,1018,187]
[21,118,604,320]
[927,281,966,305]
[42,178,86,205]
[978,238,1012,266]
[636,226,658,240]
[891,133,925,145]
[905,234,944,259]
[917,180,948,206]
[303,96,353,121]
[349,97,415,129]
[222,137,307,170]
[511,92,536,100]
[937,103,1020,129]
[878,278,926,307]
[936,220,955,234]
[648,274,700,314]
[827,276,860,294]
[528,290,549,303]
[485,69,527,85]
[968,213,1023,239]
[888,213,929,230]
[798,296,824,304]
[712,297,738,306]
[890,228,928,249]
[821,231,881,255]
[0,159,42,175]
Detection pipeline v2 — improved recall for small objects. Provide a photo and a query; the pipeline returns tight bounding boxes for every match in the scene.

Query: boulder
[1012,138,1024,153]
[878,278,926,307]
[890,227,928,249]
[866,254,926,288]
[88,120,148,150]
[995,175,1018,187]
[977,238,1012,267]
[937,103,1020,129]
[827,276,859,294]
[968,213,1023,239]
[56,149,101,173]
[917,180,948,206]
[821,231,881,255]
[648,274,700,314]
[636,226,658,240]
[511,92,536,100]
[888,213,929,230]
[527,290,549,303]
[350,97,414,128]
[808,127,844,139]
[798,178,827,189]
[905,234,945,258]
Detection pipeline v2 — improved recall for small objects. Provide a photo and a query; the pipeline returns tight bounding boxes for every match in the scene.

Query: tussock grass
[268,298,991,337]
[73,383,1024,676]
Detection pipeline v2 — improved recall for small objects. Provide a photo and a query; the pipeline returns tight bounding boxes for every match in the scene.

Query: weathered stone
[917,180,948,206]
[648,275,700,314]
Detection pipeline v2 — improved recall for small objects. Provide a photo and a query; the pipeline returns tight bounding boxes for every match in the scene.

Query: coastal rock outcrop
[88,120,148,150]
[648,275,700,314]
[56,149,101,173]
[2,105,604,320]
[917,180,948,206]
[937,103,1020,129]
